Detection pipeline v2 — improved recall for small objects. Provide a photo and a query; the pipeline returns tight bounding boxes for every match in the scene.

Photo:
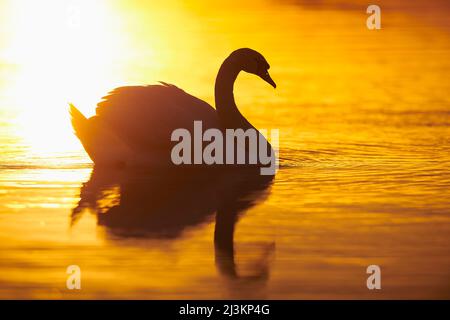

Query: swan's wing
[95,83,219,151]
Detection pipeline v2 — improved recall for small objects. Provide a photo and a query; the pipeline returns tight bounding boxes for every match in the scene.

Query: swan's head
[229,48,276,88]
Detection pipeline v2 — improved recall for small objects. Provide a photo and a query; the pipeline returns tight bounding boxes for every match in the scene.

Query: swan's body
[71,84,219,166]
[70,48,276,167]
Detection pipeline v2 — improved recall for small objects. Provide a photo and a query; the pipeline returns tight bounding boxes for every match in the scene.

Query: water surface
[0,0,449,299]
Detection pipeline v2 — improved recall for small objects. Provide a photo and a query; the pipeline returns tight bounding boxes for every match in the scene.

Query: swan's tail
[69,103,126,165]
[70,103,99,162]
[69,103,88,139]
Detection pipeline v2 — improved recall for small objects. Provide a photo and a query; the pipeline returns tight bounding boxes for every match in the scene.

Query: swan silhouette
[70,48,276,167]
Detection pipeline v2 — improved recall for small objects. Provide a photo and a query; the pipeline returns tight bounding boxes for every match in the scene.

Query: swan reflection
[72,167,274,281]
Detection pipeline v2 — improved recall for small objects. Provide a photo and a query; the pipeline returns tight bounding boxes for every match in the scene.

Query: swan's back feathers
[95,83,219,151]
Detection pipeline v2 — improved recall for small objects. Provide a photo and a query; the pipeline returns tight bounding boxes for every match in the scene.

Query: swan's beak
[261,71,276,88]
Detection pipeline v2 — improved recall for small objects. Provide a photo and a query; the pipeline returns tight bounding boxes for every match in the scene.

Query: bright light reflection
[2,0,129,155]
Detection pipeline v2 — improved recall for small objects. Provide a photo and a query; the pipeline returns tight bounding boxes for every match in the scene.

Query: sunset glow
[0,0,449,301]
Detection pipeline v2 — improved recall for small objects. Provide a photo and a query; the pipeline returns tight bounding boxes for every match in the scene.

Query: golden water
[0,0,449,298]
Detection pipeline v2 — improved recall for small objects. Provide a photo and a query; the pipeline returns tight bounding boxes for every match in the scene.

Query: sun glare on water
[1,0,131,157]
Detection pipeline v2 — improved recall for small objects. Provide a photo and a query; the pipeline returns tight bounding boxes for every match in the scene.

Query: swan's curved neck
[215,57,248,129]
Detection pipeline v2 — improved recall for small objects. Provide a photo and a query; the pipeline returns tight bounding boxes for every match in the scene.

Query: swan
[70,48,276,168]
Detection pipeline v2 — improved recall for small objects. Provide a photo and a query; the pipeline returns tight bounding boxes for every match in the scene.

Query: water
[0,0,449,299]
